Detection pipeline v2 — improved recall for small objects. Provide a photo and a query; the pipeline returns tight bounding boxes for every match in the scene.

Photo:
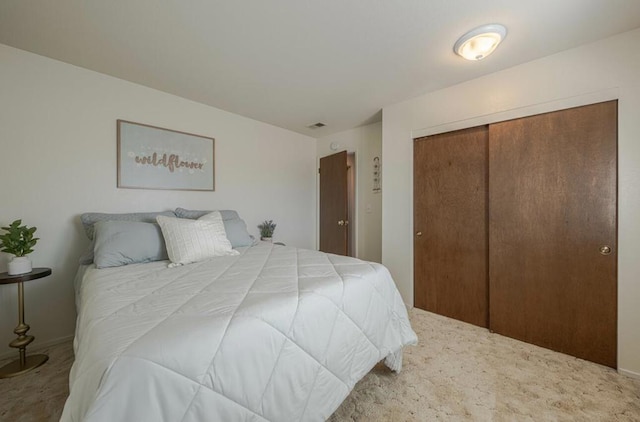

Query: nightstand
[0,268,51,378]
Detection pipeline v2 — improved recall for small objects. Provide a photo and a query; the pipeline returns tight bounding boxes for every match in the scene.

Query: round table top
[0,268,52,284]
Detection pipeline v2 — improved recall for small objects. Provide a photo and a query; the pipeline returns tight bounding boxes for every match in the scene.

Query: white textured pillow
[156,211,238,267]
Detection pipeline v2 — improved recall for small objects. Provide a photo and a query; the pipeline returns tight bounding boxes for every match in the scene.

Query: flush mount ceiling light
[454,24,507,61]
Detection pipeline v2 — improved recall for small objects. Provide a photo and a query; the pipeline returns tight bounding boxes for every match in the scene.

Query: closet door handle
[337,220,345,226]
[416,231,422,237]
[599,245,612,255]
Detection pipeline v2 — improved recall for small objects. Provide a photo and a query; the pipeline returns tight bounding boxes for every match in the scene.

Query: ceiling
[1,1,639,137]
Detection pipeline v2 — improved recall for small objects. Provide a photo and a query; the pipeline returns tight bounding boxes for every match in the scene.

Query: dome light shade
[454,24,507,61]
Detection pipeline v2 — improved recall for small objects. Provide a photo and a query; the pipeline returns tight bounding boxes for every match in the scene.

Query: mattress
[61,242,417,421]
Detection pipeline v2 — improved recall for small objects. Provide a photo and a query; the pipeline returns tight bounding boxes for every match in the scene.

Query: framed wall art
[117,120,215,191]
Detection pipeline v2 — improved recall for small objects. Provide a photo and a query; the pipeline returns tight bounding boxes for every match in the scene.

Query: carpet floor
[1,308,638,421]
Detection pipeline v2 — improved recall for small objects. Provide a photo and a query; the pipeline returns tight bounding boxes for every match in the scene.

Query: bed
[61,211,416,421]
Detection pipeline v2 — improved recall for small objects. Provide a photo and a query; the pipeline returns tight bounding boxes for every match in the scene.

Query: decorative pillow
[174,208,253,247]
[93,221,168,268]
[156,212,239,267]
[81,211,176,240]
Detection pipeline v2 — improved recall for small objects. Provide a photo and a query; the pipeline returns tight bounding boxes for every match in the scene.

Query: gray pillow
[175,208,239,221]
[174,208,253,247]
[93,221,168,268]
[79,211,176,264]
[81,211,177,240]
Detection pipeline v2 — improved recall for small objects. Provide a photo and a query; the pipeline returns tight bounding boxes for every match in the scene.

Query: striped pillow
[156,211,239,267]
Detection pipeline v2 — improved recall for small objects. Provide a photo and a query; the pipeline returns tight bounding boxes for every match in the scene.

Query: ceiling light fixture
[454,24,507,61]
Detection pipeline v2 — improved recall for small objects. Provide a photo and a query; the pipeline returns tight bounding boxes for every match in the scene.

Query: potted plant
[0,220,39,275]
[257,220,277,242]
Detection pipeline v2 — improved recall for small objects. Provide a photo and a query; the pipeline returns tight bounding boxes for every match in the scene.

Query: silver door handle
[338,220,345,226]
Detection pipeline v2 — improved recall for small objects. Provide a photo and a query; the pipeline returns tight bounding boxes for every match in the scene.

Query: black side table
[0,267,51,378]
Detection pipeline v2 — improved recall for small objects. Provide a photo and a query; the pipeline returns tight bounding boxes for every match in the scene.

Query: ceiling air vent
[307,122,326,129]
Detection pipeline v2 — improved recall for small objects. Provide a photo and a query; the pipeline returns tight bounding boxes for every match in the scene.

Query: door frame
[410,89,620,366]
[316,151,357,257]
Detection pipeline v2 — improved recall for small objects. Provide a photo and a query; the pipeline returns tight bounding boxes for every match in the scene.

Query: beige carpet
[0,340,73,422]
[1,308,638,421]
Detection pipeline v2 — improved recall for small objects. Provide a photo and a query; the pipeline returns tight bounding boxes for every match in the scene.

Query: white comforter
[62,243,417,421]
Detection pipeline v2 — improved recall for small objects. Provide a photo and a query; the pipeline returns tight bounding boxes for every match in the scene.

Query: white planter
[8,256,32,275]
[261,237,273,243]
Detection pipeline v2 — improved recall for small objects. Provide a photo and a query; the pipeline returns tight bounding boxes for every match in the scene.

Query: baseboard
[0,334,74,362]
[618,367,640,380]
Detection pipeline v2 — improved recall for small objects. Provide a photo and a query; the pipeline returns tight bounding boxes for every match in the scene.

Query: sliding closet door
[414,126,488,328]
[489,101,617,367]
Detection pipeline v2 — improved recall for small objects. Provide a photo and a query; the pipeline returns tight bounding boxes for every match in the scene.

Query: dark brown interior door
[489,101,617,367]
[414,126,489,328]
[319,151,348,255]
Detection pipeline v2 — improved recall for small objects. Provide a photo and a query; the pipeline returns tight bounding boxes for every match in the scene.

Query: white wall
[317,122,382,263]
[382,28,640,377]
[0,44,317,357]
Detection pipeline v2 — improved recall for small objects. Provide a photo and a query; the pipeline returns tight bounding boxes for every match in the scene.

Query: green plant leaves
[0,219,39,257]
[257,219,277,238]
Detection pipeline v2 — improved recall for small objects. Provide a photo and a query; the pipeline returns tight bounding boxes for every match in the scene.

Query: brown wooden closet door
[414,126,489,328]
[489,101,617,367]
